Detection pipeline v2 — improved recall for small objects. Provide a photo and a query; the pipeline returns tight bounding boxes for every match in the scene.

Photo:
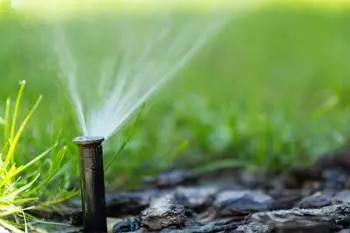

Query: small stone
[251,203,350,231]
[298,191,334,209]
[214,190,273,213]
[339,229,350,233]
[113,218,141,233]
[235,222,272,233]
[174,186,217,211]
[269,190,302,210]
[141,194,187,231]
[333,190,350,204]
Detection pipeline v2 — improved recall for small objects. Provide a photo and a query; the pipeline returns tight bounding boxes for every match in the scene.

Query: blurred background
[1,0,350,189]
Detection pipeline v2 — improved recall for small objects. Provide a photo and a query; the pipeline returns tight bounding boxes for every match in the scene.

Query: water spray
[55,10,229,232]
[73,136,107,233]
[53,12,229,140]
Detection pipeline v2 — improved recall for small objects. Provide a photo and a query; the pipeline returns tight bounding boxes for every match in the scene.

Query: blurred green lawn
[1,4,350,188]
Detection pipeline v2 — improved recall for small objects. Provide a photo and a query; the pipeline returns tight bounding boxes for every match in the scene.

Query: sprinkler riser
[74,136,107,233]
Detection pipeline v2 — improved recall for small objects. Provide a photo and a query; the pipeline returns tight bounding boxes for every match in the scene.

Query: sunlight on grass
[4,0,350,19]
[0,0,349,231]
[268,0,350,10]
[6,0,265,19]
[0,81,78,232]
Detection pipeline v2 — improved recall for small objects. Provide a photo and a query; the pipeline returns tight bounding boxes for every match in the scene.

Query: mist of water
[52,10,229,140]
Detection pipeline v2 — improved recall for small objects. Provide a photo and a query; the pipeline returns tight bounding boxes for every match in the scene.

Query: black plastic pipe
[73,136,107,233]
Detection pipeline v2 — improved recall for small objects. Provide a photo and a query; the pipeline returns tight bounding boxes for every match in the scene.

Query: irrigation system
[73,136,107,233]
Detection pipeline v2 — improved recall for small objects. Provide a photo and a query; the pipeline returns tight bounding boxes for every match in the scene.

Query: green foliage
[0,81,78,232]
[1,5,350,189]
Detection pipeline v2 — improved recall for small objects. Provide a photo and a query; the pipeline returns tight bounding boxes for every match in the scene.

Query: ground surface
[29,148,350,233]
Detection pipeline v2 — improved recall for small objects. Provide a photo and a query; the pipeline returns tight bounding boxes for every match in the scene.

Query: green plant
[0,81,78,233]
[2,4,350,189]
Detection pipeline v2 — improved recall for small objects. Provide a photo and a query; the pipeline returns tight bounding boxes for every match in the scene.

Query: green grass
[1,3,350,232]
[1,3,350,193]
[0,81,77,232]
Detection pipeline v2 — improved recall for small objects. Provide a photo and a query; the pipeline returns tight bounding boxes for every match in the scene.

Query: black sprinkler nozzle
[73,136,107,233]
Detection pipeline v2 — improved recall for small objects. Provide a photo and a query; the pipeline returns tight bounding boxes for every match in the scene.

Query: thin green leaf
[3,98,10,144]
[5,95,42,166]
[105,103,146,170]
[10,80,26,143]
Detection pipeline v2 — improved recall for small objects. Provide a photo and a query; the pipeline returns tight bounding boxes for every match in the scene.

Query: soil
[28,148,350,233]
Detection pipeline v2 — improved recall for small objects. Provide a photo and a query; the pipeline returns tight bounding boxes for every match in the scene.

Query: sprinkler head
[73,136,107,233]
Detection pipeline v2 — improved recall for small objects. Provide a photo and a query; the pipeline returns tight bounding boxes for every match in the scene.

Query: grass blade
[10,81,26,143]
[4,95,42,167]
[105,103,145,170]
[3,98,10,144]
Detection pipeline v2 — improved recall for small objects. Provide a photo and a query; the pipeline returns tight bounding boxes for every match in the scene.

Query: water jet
[55,10,231,232]
[73,136,107,233]
[53,12,230,140]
